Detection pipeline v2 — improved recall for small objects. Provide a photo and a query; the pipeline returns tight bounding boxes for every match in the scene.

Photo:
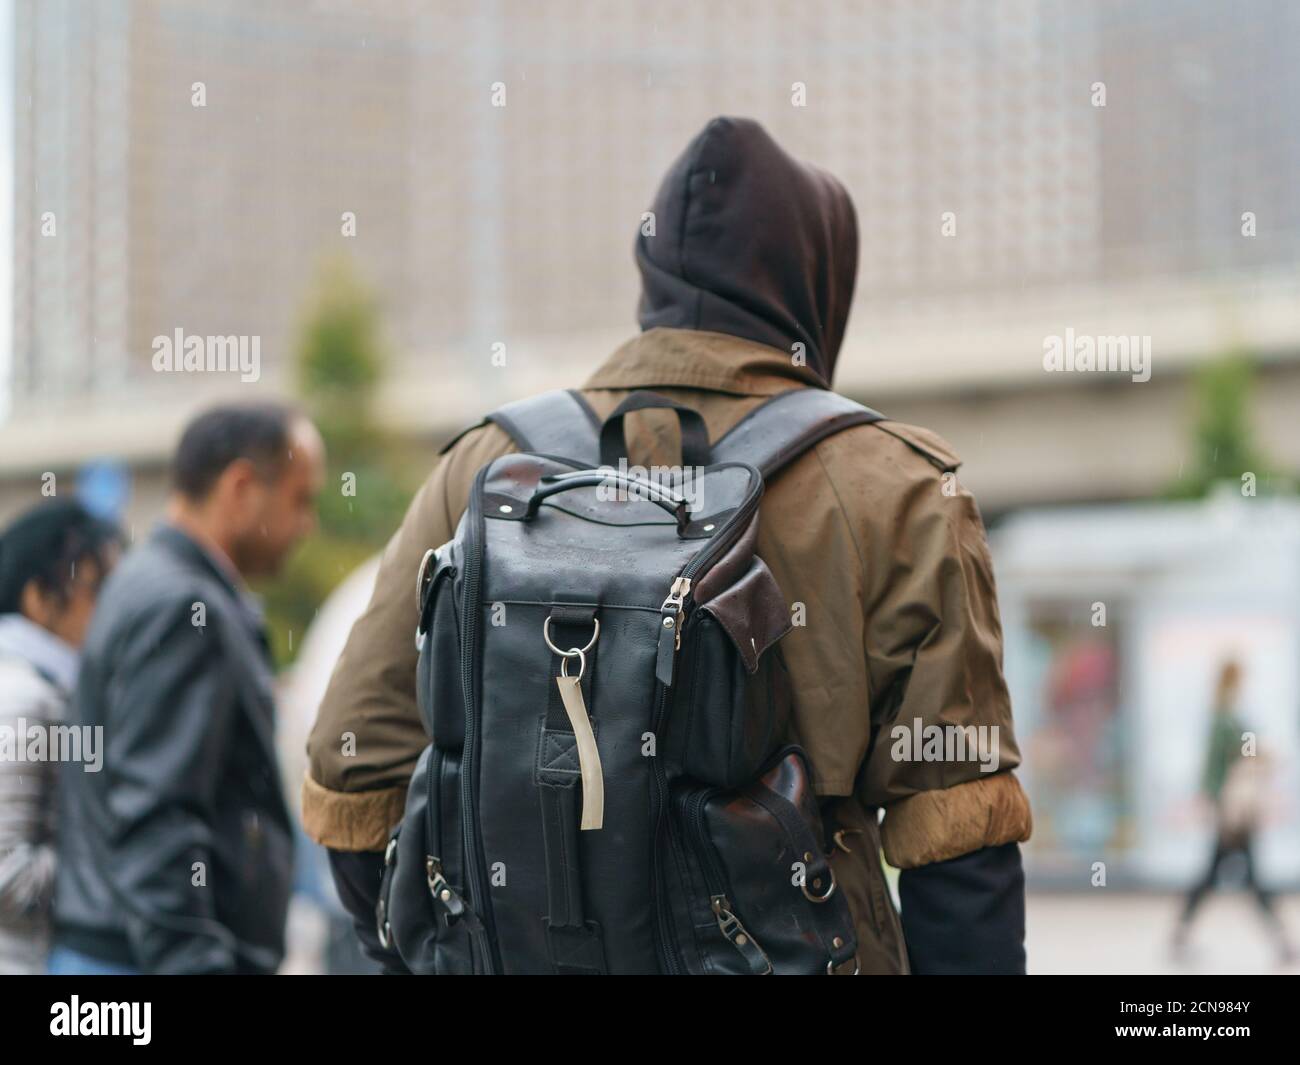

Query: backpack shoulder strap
[441,385,884,478]
[440,388,602,466]
[710,388,886,478]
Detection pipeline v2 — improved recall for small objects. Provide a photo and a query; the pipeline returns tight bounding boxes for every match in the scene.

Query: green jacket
[1203,709,1246,800]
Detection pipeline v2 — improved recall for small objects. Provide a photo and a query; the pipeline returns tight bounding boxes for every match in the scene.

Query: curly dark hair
[0,500,123,614]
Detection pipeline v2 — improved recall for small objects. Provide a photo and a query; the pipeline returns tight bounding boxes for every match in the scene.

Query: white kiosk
[991,488,1300,888]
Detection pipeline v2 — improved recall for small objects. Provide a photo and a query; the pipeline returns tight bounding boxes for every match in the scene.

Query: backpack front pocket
[667,748,859,975]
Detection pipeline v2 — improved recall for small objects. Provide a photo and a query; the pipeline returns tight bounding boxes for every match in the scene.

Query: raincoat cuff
[881,771,1033,869]
[300,772,407,852]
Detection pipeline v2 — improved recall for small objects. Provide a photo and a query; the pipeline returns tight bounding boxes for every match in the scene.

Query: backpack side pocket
[385,744,480,974]
[670,748,859,975]
[671,556,792,787]
[416,551,464,748]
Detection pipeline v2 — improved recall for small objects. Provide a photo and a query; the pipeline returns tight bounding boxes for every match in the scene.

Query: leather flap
[699,556,792,673]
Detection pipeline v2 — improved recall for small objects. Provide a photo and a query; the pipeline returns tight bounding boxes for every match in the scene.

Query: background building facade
[8,0,1300,524]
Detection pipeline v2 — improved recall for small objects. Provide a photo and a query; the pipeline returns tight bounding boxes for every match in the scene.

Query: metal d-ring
[559,648,587,682]
[542,615,600,658]
[802,866,838,904]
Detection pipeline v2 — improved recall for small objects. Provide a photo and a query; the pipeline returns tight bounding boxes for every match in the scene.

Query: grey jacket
[52,525,294,974]
[0,615,78,974]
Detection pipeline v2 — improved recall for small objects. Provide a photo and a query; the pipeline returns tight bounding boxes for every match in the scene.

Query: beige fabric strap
[555,675,605,830]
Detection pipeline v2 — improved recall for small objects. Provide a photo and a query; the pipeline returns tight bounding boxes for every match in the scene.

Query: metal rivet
[440,889,451,902]
[663,616,674,628]
[499,504,513,513]
[703,523,715,532]
[833,936,844,949]
[736,934,748,946]
[804,851,813,862]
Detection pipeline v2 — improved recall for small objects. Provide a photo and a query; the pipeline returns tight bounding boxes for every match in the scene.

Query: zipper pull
[655,576,692,687]
[426,855,468,921]
[711,895,772,974]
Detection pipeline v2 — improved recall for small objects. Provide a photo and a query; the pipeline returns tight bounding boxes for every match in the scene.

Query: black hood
[635,117,858,385]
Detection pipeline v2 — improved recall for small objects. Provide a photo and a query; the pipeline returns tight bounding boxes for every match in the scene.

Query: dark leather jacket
[53,525,293,974]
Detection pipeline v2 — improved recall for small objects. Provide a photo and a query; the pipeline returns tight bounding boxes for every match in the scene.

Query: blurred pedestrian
[1173,659,1293,964]
[0,500,121,974]
[50,403,324,974]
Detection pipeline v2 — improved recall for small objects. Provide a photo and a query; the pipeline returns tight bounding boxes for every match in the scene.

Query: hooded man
[304,116,1032,975]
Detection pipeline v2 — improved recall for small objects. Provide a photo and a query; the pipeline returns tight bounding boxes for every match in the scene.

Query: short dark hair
[0,500,123,614]
[172,402,300,501]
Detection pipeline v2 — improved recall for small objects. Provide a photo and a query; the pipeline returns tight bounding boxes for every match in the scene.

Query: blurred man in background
[0,501,121,974]
[50,403,325,974]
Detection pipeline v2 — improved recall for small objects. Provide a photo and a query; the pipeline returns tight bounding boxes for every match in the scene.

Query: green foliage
[1165,353,1287,499]
[296,257,381,436]
[260,255,426,668]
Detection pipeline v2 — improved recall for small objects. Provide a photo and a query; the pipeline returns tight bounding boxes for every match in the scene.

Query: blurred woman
[0,500,121,974]
[1173,659,1294,965]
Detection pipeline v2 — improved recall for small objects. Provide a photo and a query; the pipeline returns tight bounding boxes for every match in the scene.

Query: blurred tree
[1165,353,1288,499]
[261,255,426,667]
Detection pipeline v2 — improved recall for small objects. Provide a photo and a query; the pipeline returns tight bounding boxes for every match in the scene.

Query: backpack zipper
[684,790,773,974]
[655,461,764,683]
[459,465,498,973]
[650,462,764,972]
[649,682,684,974]
[424,748,470,922]
[678,463,762,582]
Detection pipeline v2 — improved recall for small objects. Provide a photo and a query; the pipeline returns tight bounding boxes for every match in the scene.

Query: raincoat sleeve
[301,423,515,853]
[852,424,1032,973]
[854,424,1033,869]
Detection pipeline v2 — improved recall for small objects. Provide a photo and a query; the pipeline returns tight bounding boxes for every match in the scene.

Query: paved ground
[1027,891,1300,975]
[286,887,1300,974]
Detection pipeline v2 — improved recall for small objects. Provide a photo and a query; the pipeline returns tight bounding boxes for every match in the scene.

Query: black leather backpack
[376,387,883,974]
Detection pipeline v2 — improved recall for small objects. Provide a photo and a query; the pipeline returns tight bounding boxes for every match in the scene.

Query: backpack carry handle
[598,391,711,469]
[525,470,690,533]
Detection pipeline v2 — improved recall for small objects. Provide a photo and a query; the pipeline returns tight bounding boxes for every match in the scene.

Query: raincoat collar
[583,327,828,398]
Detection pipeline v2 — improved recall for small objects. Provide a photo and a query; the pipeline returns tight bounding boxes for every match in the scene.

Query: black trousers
[1180,827,1280,927]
